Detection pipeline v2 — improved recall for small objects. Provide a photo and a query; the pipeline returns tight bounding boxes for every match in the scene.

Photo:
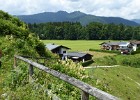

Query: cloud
[0,0,140,19]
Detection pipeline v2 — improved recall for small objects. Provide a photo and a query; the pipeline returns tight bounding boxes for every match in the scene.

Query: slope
[0,11,87,100]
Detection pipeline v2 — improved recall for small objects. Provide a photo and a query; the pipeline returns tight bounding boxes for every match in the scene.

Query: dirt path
[85,65,119,68]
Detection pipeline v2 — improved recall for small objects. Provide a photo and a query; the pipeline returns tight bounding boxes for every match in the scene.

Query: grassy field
[43,40,140,100]
[86,66,140,100]
[42,40,117,59]
[42,40,105,51]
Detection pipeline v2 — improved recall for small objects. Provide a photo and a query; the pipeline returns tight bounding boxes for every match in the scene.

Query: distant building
[46,44,93,62]
[67,52,93,62]
[119,42,133,54]
[45,43,70,59]
[130,41,140,51]
[100,41,134,54]
[100,41,124,50]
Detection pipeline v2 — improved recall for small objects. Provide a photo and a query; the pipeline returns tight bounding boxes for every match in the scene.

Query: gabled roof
[67,52,92,58]
[119,42,130,46]
[100,41,130,46]
[45,43,70,51]
[130,41,140,45]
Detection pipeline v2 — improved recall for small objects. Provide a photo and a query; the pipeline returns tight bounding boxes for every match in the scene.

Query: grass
[85,51,116,59]
[86,66,140,100]
[42,40,105,51]
[42,40,118,59]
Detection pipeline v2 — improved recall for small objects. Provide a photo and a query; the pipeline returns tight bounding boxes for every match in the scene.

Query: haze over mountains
[17,11,139,26]
[132,19,140,24]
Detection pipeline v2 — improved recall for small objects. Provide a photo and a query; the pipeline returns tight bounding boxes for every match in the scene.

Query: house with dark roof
[67,52,92,62]
[45,43,70,58]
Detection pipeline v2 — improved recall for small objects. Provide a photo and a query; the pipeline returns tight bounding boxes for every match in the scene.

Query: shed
[67,52,93,62]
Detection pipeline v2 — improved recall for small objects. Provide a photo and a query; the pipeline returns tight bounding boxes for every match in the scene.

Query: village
[45,40,140,64]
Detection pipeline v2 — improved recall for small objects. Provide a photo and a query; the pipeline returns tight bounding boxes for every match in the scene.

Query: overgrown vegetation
[0,10,87,100]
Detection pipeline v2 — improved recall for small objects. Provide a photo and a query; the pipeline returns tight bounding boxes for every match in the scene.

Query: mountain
[17,11,139,26]
[132,19,140,24]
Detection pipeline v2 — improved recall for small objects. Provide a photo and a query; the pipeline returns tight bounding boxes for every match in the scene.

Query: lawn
[42,40,106,51]
[86,66,140,100]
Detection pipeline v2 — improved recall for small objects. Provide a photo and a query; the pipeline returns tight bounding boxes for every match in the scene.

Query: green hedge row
[89,49,120,54]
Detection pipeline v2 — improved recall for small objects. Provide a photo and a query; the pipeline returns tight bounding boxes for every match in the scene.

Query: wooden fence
[14,55,119,100]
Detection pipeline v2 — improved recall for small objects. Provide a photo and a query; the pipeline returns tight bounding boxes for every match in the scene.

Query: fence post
[81,91,89,100]
[29,64,34,82]
[14,56,17,68]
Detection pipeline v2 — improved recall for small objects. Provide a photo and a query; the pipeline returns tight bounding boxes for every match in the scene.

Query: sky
[0,0,140,19]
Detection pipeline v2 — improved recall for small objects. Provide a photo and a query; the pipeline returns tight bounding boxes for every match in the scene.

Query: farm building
[67,52,93,62]
[46,43,93,62]
[130,41,140,51]
[100,41,120,50]
[45,43,70,58]
[119,42,133,54]
[100,41,134,54]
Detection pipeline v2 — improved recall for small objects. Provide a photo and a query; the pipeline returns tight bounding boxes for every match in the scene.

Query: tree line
[28,22,140,40]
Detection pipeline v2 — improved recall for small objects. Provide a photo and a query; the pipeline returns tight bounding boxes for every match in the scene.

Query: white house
[130,41,140,51]
[45,43,70,60]
[119,42,133,54]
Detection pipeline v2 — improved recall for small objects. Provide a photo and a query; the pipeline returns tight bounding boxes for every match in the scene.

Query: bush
[89,49,120,54]
[82,60,94,67]
[131,47,140,55]
[118,55,140,68]
[95,56,117,66]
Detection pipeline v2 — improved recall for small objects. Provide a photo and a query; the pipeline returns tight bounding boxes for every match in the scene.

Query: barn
[67,52,93,62]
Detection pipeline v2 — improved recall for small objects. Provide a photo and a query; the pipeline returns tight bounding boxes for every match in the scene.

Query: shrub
[82,60,94,67]
[89,49,120,54]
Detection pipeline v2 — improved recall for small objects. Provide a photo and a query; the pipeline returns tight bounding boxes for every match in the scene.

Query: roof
[100,41,130,46]
[45,43,70,51]
[130,41,140,45]
[67,52,92,58]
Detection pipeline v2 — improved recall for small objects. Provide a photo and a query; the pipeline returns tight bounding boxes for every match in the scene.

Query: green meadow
[42,40,105,51]
[43,40,140,100]
[86,66,140,100]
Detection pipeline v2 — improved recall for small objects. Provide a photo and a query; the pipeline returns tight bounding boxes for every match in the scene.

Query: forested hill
[28,22,140,40]
[17,11,139,26]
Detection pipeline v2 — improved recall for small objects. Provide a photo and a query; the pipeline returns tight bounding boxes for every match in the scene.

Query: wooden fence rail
[14,55,119,100]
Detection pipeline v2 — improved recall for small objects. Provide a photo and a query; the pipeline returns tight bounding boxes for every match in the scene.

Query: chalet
[130,41,140,51]
[100,41,120,50]
[46,44,93,62]
[100,41,134,54]
[67,52,93,62]
[45,43,70,58]
[119,42,133,54]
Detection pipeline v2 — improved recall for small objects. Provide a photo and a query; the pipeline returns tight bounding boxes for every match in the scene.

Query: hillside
[1,10,140,100]
[0,10,88,100]
[17,11,139,26]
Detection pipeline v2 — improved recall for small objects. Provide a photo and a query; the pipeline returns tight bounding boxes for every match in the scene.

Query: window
[63,51,66,53]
